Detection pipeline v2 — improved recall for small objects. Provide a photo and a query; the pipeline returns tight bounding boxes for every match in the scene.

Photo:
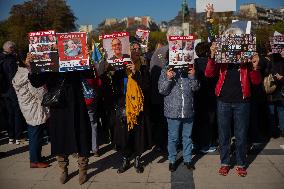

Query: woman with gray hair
[204,4,262,177]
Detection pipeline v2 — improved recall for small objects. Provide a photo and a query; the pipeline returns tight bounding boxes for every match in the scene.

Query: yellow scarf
[125,72,144,131]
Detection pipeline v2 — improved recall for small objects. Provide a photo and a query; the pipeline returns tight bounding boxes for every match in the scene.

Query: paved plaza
[0,131,283,189]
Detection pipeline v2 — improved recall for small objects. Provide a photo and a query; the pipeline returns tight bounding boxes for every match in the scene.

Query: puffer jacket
[158,68,200,118]
[12,67,49,126]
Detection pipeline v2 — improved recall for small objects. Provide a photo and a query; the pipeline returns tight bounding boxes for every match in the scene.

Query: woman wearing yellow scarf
[112,42,152,174]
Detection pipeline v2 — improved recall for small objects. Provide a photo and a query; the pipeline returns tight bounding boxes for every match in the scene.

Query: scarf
[125,72,144,131]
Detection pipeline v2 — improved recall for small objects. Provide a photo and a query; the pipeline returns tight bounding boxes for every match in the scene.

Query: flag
[92,43,102,63]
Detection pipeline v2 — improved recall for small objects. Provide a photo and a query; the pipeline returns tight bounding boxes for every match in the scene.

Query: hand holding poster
[28,30,58,73]
[214,34,256,64]
[169,35,195,71]
[135,29,150,53]
[196,0,236,13]
[103,32,131,69]
[269,35,284,54]
[57,32,90,72]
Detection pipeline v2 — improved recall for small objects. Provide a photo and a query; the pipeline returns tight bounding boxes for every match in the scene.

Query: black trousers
[4,97,25,140]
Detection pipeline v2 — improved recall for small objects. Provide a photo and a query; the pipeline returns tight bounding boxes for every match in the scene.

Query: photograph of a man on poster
[103,32,131,68]
[109,38,130,60]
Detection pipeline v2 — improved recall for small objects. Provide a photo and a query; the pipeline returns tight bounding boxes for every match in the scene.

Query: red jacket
[205,58,262,98]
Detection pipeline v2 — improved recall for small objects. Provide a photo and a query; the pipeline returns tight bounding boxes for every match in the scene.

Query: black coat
[112,65,152,155]
[0,52,18,100]
[29,71,92,156]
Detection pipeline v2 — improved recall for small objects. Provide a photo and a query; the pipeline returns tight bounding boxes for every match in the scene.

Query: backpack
[263,74,277,94]
[0,56,9,94]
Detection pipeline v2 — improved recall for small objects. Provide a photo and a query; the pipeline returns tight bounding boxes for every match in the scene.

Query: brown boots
[78,156,88,185]
[56,155,69,184]
[57,155,89,185]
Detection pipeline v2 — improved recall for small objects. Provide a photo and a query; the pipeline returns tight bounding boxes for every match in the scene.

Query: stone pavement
[0,132,283,189]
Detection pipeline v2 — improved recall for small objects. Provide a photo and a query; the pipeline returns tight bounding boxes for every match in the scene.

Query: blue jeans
[217,101,250,167]
[268,103,284,131]
[167,118,193,163]
[28,124,45,163]
[88,109,98,152]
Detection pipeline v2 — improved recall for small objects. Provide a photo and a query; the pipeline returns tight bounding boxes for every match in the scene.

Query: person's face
[34,37,39,42]
[67,40,77,49]
[48,35,54,41]
[111,39,122,55]
[133,43,140,52]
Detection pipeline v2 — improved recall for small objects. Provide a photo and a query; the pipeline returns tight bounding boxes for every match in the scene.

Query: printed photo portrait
[63,39,82,57]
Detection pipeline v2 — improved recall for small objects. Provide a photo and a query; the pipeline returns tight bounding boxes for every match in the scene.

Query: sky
[0,0,283,28]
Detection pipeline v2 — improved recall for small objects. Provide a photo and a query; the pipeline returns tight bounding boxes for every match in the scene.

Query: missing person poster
[214,34,256,64]
[135,29,150,53]
[28,30,58,73]
[57,32,90,72]
[169,35,195,70]
[270,35,284,54]
[196,0,236,13]
[102,32,131,68]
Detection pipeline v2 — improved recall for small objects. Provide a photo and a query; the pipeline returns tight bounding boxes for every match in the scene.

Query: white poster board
[196,0,236,13]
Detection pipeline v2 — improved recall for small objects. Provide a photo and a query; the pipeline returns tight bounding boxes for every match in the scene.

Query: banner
[57,32,90,72]
[102,32,131,68]
[196,0,236,13]
[214,34,256,64]
[135,29,150,53]
[28,30,58,73]
[270,35,284,54]
[168,35,195,70]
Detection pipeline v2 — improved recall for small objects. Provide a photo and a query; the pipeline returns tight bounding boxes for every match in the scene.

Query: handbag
[41,78,65,107]
[263,74,277,94]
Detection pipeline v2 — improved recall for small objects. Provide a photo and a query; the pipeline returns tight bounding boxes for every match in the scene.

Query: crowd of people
[0,4,283,185]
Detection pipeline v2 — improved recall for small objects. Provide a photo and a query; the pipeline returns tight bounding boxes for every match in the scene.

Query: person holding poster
[110,41,151,174]
[158,51,200,172]
[28,66,93,185]
[204,4,262,177]
[12,53,50,169]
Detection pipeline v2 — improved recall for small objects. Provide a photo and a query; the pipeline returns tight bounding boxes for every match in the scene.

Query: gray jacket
[158,68,200,119]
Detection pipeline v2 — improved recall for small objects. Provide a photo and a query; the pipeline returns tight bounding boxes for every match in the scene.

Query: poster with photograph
[196,0,236,13]
[214,34,256,64]
[168,35,195,70]
[270,35,284,54]
[102,32,131,68]
[57,32,90,72]
[135,29,150,53]
[28,30,58,73]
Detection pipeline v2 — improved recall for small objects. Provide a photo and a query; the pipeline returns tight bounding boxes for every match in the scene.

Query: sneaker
[15,140,20,145]
[280,145,284,150]
[200,146,217,153]
[8,139,14,144]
